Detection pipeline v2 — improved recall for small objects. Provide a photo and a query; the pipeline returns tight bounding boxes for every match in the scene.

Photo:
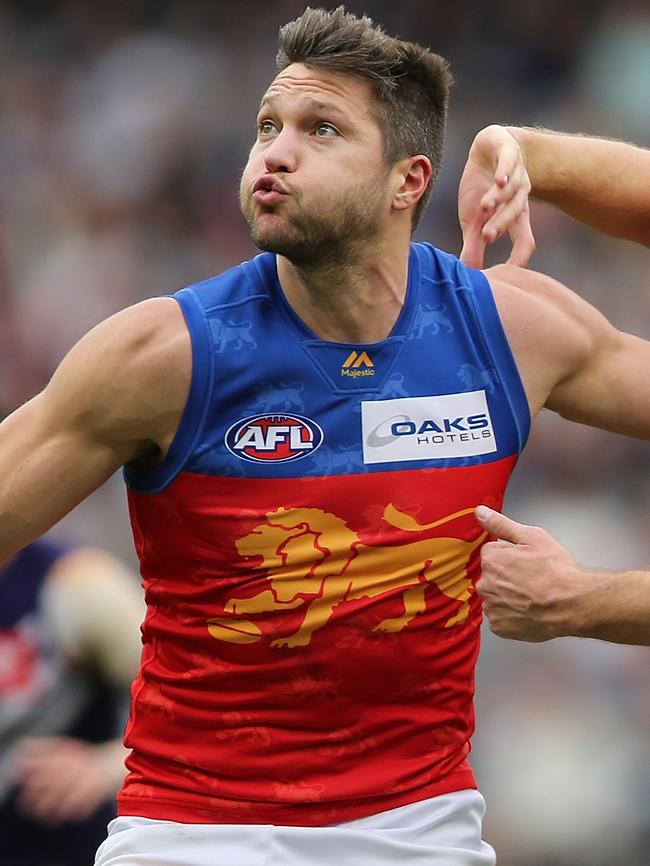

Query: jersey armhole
[124,289,213,494]
[459,266,532,453]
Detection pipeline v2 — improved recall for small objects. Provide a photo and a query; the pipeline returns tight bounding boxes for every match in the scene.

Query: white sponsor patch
[361,390,497,464]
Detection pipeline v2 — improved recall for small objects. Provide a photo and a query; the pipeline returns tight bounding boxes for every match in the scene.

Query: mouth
[252,175,289,206]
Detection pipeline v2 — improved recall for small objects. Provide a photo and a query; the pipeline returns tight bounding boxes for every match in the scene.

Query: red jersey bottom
[117,765,477,826]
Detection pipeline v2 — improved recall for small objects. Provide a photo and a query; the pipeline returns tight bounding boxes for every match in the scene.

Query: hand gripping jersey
[120,242,530,825]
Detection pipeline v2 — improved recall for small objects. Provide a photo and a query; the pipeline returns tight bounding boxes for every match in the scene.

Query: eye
[314,123,339,138]
[257,119,278,137]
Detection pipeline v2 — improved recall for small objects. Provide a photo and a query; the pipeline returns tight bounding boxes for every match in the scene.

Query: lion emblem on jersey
[207,505,486,648]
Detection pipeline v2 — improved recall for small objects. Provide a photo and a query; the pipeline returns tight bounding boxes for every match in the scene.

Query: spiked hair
[277,6,453,227]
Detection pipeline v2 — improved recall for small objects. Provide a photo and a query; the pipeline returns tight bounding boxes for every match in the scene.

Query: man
[458,124,650,646]
[0,538,142,866]
[3,7,650,865]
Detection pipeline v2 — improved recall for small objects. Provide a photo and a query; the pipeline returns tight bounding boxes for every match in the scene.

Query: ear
[391,155,432,213]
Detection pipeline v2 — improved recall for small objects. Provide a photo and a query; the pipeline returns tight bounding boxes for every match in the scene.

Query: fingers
[490,127,523,186]
[475,505,533,544]
[459,227,487,269]
[13,737,112,826]
[458,125,533,268]
[480,177,531,239]
[478,167,523,214]
[506,212,536,268]
[34,770,103,824]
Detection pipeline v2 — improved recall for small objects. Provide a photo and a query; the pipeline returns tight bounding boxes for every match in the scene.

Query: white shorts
[94,789,496,866]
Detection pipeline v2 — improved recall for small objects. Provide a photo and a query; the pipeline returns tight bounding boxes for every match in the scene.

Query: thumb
[475,505,531,544]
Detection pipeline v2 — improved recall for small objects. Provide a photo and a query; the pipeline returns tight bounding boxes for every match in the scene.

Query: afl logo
[225,414,323,463]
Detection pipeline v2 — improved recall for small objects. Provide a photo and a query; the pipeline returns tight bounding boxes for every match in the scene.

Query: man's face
[240,63,393,266]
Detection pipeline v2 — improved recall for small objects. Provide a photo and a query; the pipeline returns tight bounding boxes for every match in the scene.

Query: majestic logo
[341,350,375,378]
[207,505,485,648]
[225,414,323,463]
[362,390,497,463]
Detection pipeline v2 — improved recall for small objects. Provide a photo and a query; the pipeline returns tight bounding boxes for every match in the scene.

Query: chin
[250,222,309,260]
[254,235,310,262]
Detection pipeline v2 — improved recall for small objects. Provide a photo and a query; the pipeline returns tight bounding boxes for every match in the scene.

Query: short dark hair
[276,6,453,228]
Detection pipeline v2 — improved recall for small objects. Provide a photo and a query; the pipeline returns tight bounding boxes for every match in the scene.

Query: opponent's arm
[459,125,650,267]
[513,127,650,246]
[0,297,190,563]
[474,506,650,646]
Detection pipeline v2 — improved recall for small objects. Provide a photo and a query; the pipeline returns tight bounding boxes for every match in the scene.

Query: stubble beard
[240,175,387,271]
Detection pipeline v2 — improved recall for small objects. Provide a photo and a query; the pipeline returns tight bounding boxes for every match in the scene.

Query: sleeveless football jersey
[120,242,530,825]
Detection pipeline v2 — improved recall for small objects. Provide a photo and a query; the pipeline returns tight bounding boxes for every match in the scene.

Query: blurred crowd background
[0,0,649,863]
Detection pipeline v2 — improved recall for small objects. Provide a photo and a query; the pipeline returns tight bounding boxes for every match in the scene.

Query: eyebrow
[258,95,350,122]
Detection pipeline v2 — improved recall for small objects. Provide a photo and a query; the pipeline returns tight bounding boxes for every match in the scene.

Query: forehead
[261,62,378,122]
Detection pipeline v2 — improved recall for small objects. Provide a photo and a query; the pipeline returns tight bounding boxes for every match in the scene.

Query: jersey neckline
[250,244,422,348]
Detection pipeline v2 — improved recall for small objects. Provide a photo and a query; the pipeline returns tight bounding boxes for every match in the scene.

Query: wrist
[504,126,541,195]
[506,126,561,201]
[558,567,627,639]
[547,565,603,639]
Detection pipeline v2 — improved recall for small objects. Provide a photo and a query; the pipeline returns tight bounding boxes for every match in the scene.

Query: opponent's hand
[474,505,579,642]
[459,125,535,269]
[12,736,124,825]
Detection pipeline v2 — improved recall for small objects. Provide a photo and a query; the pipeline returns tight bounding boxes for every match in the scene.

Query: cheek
[240,150,260,189]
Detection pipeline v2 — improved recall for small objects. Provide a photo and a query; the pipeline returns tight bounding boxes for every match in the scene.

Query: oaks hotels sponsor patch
[361,390,497,463]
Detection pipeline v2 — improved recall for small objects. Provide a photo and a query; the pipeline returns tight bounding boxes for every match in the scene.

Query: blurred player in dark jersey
[0,538,141,866]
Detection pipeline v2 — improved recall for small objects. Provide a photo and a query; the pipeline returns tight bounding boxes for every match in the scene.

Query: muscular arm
[511,127,650,246]
[0,297,191,562]
[475,506,650,646]
[487,263,650,438]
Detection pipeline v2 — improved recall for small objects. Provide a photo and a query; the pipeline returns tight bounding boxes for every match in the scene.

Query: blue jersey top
[127,242,529,491]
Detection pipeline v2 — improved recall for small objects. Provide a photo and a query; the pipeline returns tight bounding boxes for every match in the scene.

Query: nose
[263,128,298,174]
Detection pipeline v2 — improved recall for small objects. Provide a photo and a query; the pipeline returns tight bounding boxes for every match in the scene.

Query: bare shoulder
[80,296,189,370]
[481,263,617,415]
[43,296,192,460]
[483,262,599,320]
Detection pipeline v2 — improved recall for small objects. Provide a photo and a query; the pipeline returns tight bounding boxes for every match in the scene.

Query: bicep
[0,298,187,561]
[490,265,650,438]
[546,321,650,440]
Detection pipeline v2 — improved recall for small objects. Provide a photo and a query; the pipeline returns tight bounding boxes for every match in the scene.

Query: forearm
[562,567,650,646]
[0,397,125,563]
[508,127,650,246]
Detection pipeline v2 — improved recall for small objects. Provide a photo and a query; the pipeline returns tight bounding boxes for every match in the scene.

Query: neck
[276,239,411,343]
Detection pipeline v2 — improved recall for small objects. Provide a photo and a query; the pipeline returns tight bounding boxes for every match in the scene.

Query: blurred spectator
[0,538,143,866]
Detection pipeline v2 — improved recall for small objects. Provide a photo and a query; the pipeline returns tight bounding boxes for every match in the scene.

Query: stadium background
[1,1,649,863]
